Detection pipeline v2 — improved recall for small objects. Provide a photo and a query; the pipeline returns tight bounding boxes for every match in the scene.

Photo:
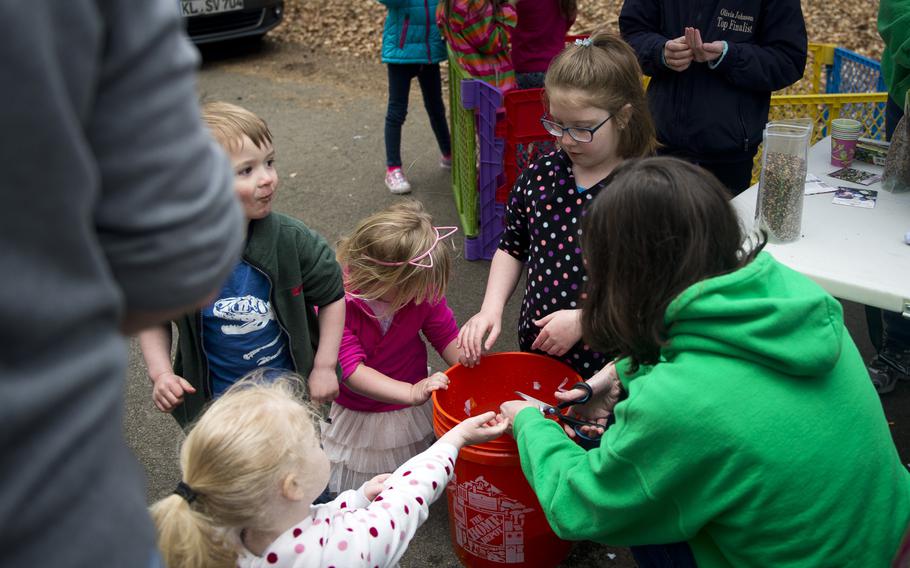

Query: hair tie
[174,481,198,504]
[574,38,592,47]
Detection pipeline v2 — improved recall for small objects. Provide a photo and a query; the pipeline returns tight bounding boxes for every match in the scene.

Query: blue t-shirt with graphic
[202,261,294,396]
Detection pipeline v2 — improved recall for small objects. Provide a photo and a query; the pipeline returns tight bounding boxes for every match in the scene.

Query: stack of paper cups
[830,118,863,167]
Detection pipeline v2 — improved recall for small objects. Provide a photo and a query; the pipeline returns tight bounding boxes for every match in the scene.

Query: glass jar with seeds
[755,119,813,243]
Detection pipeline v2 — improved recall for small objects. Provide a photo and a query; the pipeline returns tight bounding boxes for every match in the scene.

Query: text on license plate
[182,0,244,17]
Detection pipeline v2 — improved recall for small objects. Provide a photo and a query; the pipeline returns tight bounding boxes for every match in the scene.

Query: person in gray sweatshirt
[0,1,245,565]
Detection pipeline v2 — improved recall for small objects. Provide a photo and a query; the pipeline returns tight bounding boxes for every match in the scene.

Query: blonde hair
[201,101,273,153]
[149,374,321,568]
[544,30,657,158]
[336,201,452,314]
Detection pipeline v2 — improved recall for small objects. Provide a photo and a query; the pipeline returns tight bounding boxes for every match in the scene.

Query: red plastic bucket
[432,352,579,567]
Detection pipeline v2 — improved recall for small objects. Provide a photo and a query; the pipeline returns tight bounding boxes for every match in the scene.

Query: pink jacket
[335,294,458,412]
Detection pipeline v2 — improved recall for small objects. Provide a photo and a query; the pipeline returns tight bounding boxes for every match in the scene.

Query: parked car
[180,0,284,45]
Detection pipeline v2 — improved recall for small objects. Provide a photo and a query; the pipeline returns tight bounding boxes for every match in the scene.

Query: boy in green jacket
[501,158,910,567]
[139,102,345,428]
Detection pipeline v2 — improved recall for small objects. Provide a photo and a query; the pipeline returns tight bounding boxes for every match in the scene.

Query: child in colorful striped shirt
[437,0,518,92]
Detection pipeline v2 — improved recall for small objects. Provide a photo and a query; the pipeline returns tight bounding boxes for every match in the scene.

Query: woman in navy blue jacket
[378,0,452,194]
[619,0,807,195]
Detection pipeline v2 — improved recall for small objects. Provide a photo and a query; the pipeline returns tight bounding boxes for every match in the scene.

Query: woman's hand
[363,473,392,501]
[499,400,538,429]
[531,309,582,357]
[663,35,694,72]
[685,27,724,63]
[409,372,450,405]
[555,363,622,438]
[458,309,502,366]
[441,411,511,448]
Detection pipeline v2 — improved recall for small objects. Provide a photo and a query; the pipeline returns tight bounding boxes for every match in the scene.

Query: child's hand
[409,372,450,405]
[531,309,582,357]
[151,372,196,413]
[458,310,502,366]
[308,366,340,404]
[363,473,392,501]
[441,411,510,447]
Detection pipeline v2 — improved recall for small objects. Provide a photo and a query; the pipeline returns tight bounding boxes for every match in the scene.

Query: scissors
[514,382,603,449]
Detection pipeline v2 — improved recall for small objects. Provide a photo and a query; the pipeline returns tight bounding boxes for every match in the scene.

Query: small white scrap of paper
[805,180,835,195]
[803,172,835,195]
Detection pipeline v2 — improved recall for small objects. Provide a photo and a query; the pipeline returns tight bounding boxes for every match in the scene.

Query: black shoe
[868,354,908,394]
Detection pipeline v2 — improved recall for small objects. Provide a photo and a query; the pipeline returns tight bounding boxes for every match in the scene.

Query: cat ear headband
[364,226,458,269]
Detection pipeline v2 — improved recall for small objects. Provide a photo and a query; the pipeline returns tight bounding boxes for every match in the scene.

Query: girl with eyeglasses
[321,201,464,494]
[459,31,656,379]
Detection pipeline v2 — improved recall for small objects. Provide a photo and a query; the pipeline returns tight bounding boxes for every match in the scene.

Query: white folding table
[732,137,910,315]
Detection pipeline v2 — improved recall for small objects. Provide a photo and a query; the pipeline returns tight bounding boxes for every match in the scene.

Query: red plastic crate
[495,88,559,203]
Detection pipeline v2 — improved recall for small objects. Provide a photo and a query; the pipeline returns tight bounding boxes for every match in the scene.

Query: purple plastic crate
[461,80,504,261]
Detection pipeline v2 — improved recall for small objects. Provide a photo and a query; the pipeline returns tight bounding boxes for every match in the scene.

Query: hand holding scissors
[513,382,603,449]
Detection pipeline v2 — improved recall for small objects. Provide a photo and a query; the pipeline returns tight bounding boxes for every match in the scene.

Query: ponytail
[148,375,324,568]
[150,494,236,568]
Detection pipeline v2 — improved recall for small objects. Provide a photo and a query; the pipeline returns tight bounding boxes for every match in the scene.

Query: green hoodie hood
[663,252,844,377]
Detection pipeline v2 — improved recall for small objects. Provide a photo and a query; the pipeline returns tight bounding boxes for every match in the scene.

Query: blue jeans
[384,63,451,168]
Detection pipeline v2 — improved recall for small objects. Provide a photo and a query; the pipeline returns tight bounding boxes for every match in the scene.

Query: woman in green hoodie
[500,157,910,567]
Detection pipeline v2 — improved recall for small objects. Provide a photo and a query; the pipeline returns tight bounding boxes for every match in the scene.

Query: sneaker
[868,353,909,394]
[385,168,411,194]
[440,154,453,169]
[869,356,898,394]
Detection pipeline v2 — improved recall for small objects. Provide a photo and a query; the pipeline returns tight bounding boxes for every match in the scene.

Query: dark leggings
[865,95,910,355]
[384,63,451,168]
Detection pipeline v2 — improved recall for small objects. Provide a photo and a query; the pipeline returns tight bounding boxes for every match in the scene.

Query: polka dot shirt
[499,150,611,378]
[235,442,457,568]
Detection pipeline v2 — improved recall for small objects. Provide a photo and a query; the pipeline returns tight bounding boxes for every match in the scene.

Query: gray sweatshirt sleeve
[89,0,244,311]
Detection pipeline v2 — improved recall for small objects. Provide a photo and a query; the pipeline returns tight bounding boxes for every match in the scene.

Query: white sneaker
[440,154,452,169]
[385,168,411,194]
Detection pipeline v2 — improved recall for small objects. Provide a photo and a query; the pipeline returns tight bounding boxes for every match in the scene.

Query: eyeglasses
[540,115,613,143]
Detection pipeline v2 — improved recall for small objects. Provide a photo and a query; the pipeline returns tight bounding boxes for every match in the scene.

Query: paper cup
[831,118,862,132]
[831,136,858,167]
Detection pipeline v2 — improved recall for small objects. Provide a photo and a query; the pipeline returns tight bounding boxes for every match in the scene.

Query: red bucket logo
[450,475,535,563]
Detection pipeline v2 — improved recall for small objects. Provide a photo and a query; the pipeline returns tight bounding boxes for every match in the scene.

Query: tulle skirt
[321,401,436,493]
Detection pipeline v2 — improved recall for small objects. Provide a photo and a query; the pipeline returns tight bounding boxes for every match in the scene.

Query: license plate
[181,0,244,17]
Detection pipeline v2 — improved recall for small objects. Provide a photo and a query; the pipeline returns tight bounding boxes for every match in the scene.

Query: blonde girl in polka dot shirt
[149,373,508,568]
[459,30,657,379]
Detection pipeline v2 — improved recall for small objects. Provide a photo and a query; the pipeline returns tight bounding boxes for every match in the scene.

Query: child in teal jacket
[378,0,452,194]
[501,158,910,567]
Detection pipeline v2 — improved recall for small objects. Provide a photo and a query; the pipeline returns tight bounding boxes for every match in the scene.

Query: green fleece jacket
[880,0,910,108]
[514,252,909,567]
[171,212,344,427]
